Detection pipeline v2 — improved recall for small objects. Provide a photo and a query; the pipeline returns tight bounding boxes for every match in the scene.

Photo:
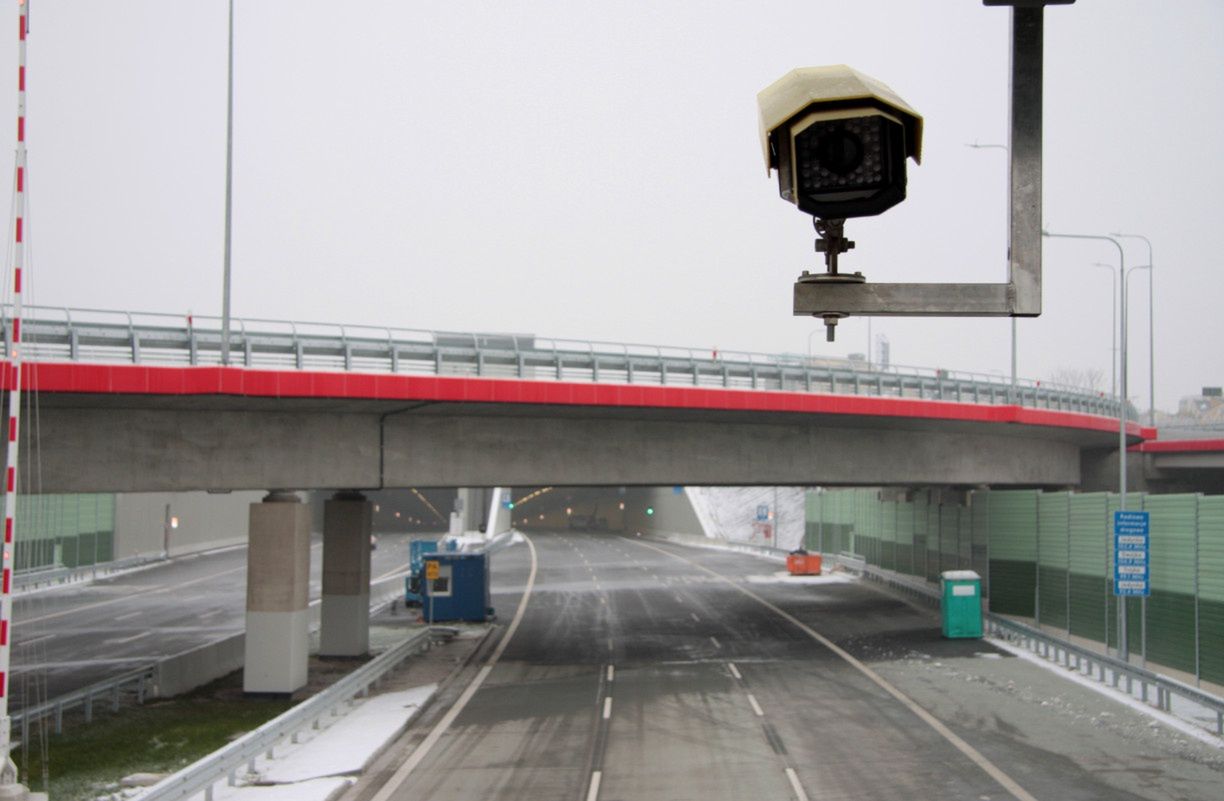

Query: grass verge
[14,669,299,801]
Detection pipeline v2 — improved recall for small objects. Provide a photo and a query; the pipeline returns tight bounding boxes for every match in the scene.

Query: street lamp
[1042,229,1135,662]
[1088,262,1118,399]
[1111,233,1155,426]
[965,141,1017,394]
[221,0,236,366]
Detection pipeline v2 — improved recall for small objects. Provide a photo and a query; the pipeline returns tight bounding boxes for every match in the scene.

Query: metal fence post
[1195,493,1202,685]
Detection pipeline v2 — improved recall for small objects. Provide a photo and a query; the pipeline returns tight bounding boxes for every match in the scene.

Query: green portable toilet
[940,570,983,639]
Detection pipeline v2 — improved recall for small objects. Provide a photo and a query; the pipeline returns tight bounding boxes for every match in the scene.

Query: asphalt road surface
[350,531,1224,801]
[9,533,415,709]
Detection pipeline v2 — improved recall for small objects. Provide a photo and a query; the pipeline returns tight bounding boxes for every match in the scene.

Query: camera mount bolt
[797,217,865,342]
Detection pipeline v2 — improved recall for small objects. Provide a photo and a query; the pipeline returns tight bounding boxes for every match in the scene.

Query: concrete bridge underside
[25,393,1116,493]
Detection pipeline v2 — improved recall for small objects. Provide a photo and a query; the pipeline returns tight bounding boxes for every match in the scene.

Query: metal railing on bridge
[2,306,1123,417]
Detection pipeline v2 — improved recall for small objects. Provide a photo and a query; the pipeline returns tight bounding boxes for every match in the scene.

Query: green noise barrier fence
[3,493,116,571]
[806,488,1224,687]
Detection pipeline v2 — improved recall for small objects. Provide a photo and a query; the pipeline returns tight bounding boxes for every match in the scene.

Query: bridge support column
[320,491,372,657]
[244,491,310,695]
[449,488,482,535]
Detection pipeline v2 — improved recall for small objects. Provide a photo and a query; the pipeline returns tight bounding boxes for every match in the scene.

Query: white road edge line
[603,697,612,720]
[586,770,602,801]
[728,662,742,680]
[367,532,539,801]
[747,693,764,717]
[785,767,811,801]
[627,537,1041,801]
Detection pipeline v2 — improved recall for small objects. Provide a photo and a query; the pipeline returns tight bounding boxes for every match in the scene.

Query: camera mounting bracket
[793,1,1074,339]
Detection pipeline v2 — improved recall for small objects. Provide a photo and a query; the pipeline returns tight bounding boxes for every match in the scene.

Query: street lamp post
[221,0,236,366]
[1089,262,1118,399]
[966,142,1017,395]
[1043,230,1134,662]
[1112,233,1155,426]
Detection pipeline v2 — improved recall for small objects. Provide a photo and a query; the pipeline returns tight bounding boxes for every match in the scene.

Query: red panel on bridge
[5,362,1153,440]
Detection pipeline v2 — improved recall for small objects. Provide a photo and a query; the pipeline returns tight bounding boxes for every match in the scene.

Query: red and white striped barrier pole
[0,0,29,789]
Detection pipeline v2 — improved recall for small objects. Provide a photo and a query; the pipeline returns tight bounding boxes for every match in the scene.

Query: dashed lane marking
[710,636,721,649]
[607,665,615,682]
[728,662,742,680]
[603,697,612,720]
[627,537,1041,801]
[785,767,811,801]
[586,770,602,801]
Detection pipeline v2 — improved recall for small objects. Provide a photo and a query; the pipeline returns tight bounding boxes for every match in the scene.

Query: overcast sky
[2,1,1220,412]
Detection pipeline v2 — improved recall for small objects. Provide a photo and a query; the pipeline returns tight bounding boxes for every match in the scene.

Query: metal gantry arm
[795,2,1062,322]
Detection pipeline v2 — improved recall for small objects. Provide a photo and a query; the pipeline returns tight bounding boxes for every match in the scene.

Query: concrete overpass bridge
[3,306,1148,494]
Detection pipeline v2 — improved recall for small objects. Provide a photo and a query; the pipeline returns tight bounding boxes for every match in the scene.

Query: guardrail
[855,563,1224,737]
[14,552,167,592]
[1,304,1124,417]
[136,626,438,801]
[13,664,157,741]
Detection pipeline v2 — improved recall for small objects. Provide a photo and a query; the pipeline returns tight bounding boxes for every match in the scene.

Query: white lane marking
[674,594,684,603]
[600,597,607,605]
[710,636,721,649]
[603,697,612,720]
[367,533,539,801]
[114,611,142,622]
[17,634,52,647]
[607,664,615,682]
[728,662,742,680]
[372,562,411,583]
[747,693,764,717]
[16,565,246,627]
[586,770,602,801]
[785,767,811,801]
[627,538,1041,801]
[690,612,700,622]
[107,631,151,645]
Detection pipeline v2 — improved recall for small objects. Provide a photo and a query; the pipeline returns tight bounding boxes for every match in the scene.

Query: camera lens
[816,129,863,176]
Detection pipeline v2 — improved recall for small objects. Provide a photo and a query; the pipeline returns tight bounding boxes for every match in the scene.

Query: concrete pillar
[244,491,310,695]
[320,491,372,657]
[450,488,483,534]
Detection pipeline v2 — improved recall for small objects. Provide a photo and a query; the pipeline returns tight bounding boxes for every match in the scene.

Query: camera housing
[759,66,922,219]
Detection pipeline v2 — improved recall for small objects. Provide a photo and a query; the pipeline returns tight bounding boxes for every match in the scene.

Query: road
[9,533,415,709]
[351,531,1224,801]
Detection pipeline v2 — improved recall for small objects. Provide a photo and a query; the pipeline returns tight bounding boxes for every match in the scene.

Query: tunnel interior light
[170,516,180,529]
[646,507,654,516]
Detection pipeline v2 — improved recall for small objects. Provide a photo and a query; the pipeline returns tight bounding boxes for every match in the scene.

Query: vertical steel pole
[1006,5,1045,320]
[0,1,28,789]
[221,0,235,366]
[1040,232,1126,656]
[1113,234,1154,424]
[1118,244,1129,662]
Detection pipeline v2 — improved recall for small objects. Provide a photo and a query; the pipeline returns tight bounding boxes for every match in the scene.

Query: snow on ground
[260,685,436,784]
[168,684,438,801]
[989,637,1224,749]
[205,778,351,801]
[745,571,854,586]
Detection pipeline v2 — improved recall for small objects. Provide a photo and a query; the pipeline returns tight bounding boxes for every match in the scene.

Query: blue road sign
[756,504,769,522]
[1113,511,1150,597]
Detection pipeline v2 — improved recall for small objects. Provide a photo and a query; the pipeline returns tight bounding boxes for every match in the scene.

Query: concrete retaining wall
[154,633,246,699]
[114,491,263,559]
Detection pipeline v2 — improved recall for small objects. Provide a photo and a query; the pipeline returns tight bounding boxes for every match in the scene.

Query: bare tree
[1048,366,1105,392]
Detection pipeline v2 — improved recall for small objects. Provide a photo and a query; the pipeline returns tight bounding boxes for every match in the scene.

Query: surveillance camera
[759,65,922,219]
